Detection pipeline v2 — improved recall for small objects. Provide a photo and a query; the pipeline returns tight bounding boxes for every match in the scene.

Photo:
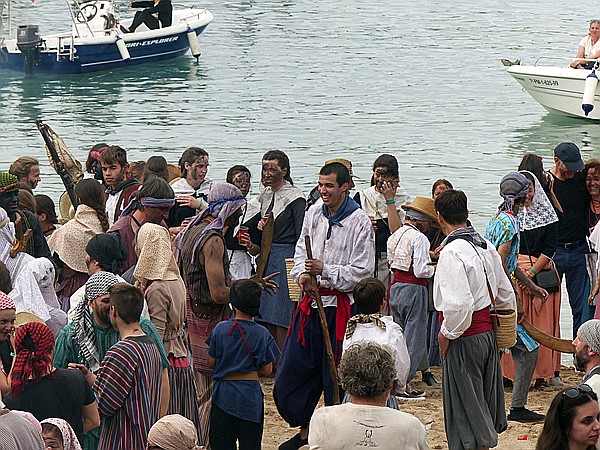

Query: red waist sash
[439,307,492,337]
[391,269,428,287]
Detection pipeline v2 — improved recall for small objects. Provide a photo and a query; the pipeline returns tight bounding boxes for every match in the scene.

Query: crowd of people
[1,141,600,449]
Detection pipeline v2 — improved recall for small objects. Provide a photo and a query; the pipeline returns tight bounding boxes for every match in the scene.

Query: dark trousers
[130,10,159,31]
[209,404,263,450]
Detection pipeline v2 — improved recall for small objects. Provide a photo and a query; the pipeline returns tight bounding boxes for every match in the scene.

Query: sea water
[2,0,600,347]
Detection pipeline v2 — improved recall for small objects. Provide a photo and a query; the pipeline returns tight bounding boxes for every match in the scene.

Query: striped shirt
[94,334,162,450]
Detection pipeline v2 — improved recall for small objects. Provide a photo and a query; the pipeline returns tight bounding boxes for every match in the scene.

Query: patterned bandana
[84,271,120,302]
[0,292,15,310]
[345,313,386,339]
[517,170,559,231]
[40,418,83,450]
[498,172,531,213]
[174,182,246,263]
[11,322,54,394]
[0,173,19,195]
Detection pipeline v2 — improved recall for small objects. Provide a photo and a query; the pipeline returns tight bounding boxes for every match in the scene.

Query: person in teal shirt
[53,271,169,450]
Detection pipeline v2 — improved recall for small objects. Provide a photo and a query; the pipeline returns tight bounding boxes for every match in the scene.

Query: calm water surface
[2,0,600,345]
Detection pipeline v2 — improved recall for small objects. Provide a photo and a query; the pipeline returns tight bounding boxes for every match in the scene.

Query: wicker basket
[491,308,517,349]
[285,258,302,301]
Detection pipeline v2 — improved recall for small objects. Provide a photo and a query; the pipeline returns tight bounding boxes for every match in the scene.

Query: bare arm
[571,45,587,67]
[201,236,230,304]
[207,355,216,370]
[82,402,101,432]
[159,368,169,418]
[259,362,273,377]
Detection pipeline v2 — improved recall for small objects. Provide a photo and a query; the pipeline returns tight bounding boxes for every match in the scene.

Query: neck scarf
[345,313,386,339]
[498,172,531,213]
[322,195,360,239]
[517,170,559,231]
[40,418,82,450]
[443,226,488,249]
[11,322,54,394]
[174,182,246,263]
[105,177,138,196]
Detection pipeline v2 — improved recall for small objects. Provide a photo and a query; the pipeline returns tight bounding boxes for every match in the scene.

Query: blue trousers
[554,242,593,338]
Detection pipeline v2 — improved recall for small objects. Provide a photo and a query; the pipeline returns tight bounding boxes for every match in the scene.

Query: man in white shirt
[387,196,437,395]
[434,190,515,450]
[309,341,429,450]
[274,162,375,450]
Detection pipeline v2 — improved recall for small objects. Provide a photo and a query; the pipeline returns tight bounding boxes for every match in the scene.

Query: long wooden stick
[305,235,340,405]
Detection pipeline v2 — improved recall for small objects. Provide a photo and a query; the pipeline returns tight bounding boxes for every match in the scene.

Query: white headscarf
[0,208,31,278]
[517,170,559,231]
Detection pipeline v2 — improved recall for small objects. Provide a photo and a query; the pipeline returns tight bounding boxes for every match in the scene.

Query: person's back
[309,403,427,450]
[95,334,162,450]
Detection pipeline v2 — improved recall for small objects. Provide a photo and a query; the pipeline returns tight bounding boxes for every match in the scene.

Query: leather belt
[192,302,223,319]
[557,240,586,249]
[220,371,259,381]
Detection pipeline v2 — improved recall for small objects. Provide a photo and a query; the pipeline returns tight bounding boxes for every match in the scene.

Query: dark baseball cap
[554,142,585,171]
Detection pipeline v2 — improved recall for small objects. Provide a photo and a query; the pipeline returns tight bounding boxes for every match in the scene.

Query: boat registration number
[528,77,559,87]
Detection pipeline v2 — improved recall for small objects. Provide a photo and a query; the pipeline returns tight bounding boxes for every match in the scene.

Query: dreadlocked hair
[11,322,55,395]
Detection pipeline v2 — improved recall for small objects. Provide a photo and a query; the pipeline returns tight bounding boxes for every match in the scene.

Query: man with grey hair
[573,319,600,396]
[308,342,428,450]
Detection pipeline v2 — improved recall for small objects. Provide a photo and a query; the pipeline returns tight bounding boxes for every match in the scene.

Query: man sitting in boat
[570,19,600,69]
[120,0,172,33]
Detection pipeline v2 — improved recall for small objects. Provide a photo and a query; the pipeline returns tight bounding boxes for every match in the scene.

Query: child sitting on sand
[207,279,280,450]
[343,277,411,407]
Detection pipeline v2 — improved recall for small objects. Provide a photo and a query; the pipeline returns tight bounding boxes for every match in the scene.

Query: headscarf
[85,234,127,275]
[517,170,559,231]
[147,414,202,450]
[0,208,32,278]
[134,223,179,282]
[12,411,41,433]
[174,182,246,263]
[40,418,82,450]
[0,173,19,195]
[9,258,57,322]
[498,172,531,213]
[578,319,600,355]
[48,205,105,273]
[73,272,121,373]
[11,322,54,394]
[0,292,15,311]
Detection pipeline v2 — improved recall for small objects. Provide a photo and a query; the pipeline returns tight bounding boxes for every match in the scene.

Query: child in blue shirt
[207,279,280,450]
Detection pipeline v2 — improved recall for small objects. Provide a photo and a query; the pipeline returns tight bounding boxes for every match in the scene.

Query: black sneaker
[507,407,545,423]
[422,371,439,387]
[397,389,426,400]
[279,433,308,450]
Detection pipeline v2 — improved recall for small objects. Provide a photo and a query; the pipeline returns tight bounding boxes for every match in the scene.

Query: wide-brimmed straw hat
[401,196,438,223]
[314,158,360,178]
[15,311,45,328]
[58,191,75,223]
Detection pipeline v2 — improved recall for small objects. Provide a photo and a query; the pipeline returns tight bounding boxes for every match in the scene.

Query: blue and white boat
[0,0,213,74]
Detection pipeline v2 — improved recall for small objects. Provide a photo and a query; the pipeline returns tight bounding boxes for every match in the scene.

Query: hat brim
[401,204,439,224]
[563,159,585,171]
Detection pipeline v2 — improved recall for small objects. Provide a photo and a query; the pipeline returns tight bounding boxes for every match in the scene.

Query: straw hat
[58,191,75,223]
[15,311,45,328]
[314,158,360,178]
[401,196,438,223]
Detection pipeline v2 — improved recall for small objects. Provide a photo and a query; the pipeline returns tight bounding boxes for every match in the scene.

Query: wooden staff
[305,235,340,405]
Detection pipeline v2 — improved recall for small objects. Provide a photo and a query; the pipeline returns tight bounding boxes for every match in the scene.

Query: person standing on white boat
[254,150,305,351]
[354,154,410,288]
[168,147,213,229]
[120,0,172,33]
[570,20,600,69]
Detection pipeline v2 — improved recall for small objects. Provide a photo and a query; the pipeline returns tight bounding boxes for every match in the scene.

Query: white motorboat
[506,58,600,120]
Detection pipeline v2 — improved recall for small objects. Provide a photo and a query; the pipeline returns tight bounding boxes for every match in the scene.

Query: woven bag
[490,308,517,349]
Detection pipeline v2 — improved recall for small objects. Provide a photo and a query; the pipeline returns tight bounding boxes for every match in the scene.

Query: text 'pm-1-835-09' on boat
[503,56,600,121]
[0,0,213,74]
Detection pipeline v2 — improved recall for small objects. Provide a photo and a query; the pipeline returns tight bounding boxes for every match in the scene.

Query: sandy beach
[260,365,582,449]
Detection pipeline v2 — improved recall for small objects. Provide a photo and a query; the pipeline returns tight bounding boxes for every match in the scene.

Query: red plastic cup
[238,226,249,245]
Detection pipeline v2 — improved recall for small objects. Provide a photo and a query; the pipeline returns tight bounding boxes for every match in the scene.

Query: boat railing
[0,0,11,37]
[56,35,75,61]
[533,56,599,67]
[67,0,94,37]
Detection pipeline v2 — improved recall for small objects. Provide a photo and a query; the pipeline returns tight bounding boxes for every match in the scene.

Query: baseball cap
[554,142,585,171]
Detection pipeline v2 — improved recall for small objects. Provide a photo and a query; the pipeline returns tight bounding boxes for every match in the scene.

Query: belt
[557,239,586,249]
[220,371,259,381]
[192,302,223,319]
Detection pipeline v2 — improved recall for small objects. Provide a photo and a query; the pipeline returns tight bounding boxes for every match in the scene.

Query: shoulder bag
[522,233,560,294]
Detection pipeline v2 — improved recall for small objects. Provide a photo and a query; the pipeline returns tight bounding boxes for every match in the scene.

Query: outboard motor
[16,25,42,74]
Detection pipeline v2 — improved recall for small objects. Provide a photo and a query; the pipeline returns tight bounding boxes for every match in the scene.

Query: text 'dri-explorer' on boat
[0,0,213,74]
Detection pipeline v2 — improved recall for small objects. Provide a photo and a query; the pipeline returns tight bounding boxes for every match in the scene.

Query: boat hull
[0,10,211,74]
[507,65,600,120]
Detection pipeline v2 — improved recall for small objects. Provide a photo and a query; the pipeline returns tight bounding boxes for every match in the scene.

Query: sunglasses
[563,383,593,399]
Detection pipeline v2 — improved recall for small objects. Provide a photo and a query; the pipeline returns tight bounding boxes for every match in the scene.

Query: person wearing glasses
[536,384,600,450]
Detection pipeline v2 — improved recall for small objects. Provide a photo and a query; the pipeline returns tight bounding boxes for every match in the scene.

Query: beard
[574,350,589,373]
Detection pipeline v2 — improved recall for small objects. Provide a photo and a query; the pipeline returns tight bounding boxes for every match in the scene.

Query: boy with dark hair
[207,279,280,450]
[92,282,169,450]
[99,146,140,225]
[343,277,410,401]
